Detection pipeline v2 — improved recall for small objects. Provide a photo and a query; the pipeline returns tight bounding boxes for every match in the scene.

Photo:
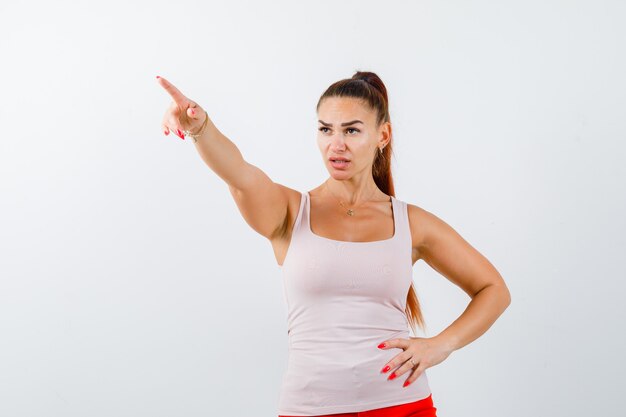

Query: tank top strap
[290,191,308,237]
[391,195,412,248]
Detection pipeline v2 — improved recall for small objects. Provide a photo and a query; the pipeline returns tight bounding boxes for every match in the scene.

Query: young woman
[156,71,511,417]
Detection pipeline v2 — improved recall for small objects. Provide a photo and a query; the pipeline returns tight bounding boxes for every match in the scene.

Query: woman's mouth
[330,158,351,169]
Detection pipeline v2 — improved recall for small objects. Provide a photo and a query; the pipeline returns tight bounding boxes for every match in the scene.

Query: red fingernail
[156,75,160,79]
[403,380,411,387]
[177,129,184,139]
[164,130,169,135]
[388,372,397,380]
[378,343,386,349]
[381,365,390,373]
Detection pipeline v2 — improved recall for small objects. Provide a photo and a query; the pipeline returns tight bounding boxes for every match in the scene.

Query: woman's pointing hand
[156,75,207,140]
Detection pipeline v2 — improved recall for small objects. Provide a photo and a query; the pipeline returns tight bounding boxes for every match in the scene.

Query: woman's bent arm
[414,206,512,353]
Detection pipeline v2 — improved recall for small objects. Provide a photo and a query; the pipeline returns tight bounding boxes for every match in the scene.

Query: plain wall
[0,0,624,416]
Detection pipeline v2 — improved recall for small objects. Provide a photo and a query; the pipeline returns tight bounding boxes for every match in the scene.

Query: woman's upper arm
[228,161,294,240]
[409,203,507,298]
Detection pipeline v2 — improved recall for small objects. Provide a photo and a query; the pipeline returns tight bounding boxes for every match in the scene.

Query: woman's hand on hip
[377,336,453,387]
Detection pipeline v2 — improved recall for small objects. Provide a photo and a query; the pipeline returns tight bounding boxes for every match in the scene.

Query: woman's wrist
[432,331,459,354]
[184,110,210,142]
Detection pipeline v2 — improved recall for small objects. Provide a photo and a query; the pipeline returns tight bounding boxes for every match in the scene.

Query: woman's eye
[318,127,360,134]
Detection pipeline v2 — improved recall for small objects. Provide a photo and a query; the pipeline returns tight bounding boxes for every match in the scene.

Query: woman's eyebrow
[318,120,364,127]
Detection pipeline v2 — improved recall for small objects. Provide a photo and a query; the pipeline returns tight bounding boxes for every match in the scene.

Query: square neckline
[305,191,397,244]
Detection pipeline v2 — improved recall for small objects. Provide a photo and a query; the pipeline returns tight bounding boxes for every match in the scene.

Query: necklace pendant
[347,209,354,216]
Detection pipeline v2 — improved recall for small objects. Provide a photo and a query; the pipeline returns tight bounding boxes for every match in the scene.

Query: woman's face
[316,96,389,179]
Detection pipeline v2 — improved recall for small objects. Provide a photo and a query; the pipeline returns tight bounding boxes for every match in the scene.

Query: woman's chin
[329,172,350,180]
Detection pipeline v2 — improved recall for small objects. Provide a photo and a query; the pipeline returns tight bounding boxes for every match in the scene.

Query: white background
[1,1,624,416]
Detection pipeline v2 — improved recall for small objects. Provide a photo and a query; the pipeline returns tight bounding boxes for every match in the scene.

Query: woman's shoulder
[273,183,305,202]
[405,200,428,234]
[405,199,468,258]
[404,200,445,256]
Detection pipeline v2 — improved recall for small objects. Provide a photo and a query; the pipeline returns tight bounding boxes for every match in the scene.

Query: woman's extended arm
[157,76,290,240]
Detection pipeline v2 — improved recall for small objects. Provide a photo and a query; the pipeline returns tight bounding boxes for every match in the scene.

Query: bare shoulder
[407,201,469,263]
[407,202,457,259]
[406,202,431,263]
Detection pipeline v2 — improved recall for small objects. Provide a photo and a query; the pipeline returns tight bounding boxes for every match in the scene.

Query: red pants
[279,393,437,417]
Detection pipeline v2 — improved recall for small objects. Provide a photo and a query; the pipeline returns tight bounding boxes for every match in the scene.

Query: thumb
[186,103,200,119]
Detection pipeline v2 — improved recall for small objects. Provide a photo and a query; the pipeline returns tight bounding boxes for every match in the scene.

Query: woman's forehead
[318,97,373,119]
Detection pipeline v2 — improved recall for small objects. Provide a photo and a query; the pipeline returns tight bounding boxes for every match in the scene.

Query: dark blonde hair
[316,70,427,334]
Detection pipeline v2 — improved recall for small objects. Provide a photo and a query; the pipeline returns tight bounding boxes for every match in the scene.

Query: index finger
[377,338,409,350]
[156,76,189,108]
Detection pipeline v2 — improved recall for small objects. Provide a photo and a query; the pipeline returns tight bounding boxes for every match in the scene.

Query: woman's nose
[329,133,347,150]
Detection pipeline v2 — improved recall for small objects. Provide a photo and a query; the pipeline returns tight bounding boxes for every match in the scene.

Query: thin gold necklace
[323,182,378,216]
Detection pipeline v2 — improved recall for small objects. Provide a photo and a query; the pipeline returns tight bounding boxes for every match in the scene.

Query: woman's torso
[275,190,431,416]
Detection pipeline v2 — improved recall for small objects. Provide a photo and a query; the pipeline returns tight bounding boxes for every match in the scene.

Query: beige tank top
[277,191,431,415]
